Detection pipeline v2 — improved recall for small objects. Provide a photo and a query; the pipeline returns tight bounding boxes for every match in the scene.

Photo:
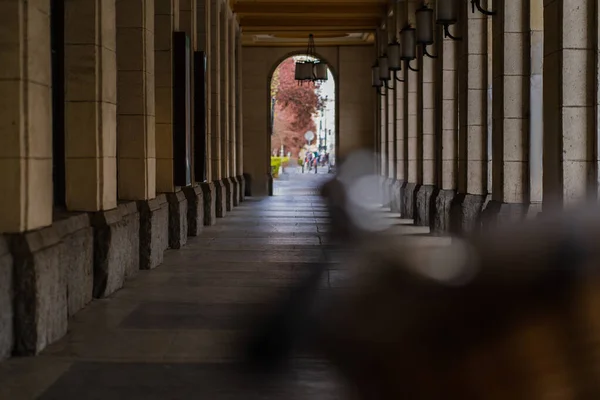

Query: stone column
[543,0,596,209]
[484,1,530,226]
[229,15,239,206]
[154,0,178,193]
[196,0,212,183]
[432,22,459,233]
[450,0,489,234]
[116,0,156,201]
[415,0,437,227]
[64,0,117,211]
[529,0,543,212]
[210,0,226,216]
[196,0,217,225]
[390,3,406,214]
[0,2,53,233]
[220,4,232,211]
[236,26,246,200]
[402,0,419,219]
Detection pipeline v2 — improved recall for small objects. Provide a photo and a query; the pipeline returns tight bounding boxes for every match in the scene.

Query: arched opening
[268,54,337,196]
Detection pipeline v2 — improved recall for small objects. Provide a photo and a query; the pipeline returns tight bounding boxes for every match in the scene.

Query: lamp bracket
[443,24,462,41]
[383,80,394,90]
[393,71,405,82]
[471,0,496,16]
[407,59,419,72]
[423,45,437,59]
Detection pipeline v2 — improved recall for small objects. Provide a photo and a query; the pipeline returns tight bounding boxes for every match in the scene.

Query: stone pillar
[116,0,156,201]
[64,0,117,211]
[177,0,205,236]
[210,0,226,216]
[236,26,246,200]
[391,4,406,215]
[0,0,53,358]
[155,0,178,193]
[229,15,239,206]
[450,0,489,234]
[196,0,217,225]
[484,1,530,227]
[543,0,596,209]
[415,0,437,227]
[220,5,233,211]
[529,0,543,212]
[155,0,188,249]
[402,1,419,220]
[432,22,459,233]
[0,2,53,233]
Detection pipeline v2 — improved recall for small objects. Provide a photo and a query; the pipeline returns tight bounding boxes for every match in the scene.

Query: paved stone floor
[0,173,447,399]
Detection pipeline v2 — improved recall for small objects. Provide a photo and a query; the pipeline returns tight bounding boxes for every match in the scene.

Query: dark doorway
[51,0,66,208]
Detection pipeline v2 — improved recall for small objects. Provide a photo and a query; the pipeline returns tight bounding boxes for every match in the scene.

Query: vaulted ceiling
[231,0,389,47]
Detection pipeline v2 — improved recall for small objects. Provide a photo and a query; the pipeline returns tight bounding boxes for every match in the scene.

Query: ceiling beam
[233,3,386,17]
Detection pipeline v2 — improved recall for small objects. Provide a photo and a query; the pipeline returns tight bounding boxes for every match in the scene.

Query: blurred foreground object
[245,149,600,399]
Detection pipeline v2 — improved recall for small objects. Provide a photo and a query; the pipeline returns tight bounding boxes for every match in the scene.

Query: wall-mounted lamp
[387,39,404,82]
[471,0,496,16]
[400,25,419,72]
[416,3,436,59]
[436,0,461,41]
[371,61,386,96]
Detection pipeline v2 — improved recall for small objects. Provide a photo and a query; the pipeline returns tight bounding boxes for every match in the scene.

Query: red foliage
[271,57,321,156]
[272,103,316,157]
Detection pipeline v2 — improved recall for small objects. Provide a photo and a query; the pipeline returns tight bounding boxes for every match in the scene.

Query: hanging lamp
[295,34,328,85]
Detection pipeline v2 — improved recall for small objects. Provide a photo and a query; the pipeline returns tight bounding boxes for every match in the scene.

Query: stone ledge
[0,236,13,360]
[481,200,529,231]
[390,180,403,214]
[138,195,169,270]
[183,185,204,236]
[431,189,456,234]
[222,178,234,212]
[231,176,240,207]
[237,175,246,202]
[91,202,140,299]
[166,191,188,249]
[414,185,438,227]
[402,182,418,220]
[199,182,217,226]
[449,193,486,236]
[214,179,227,218]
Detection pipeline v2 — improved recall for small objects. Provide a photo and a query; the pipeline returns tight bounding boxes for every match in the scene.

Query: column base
[243,173,252,197]
[449,193,486,235]
[431,189,456,234]
[390,180,404,214]
[481,200,529,230]
[137,195,169,270]
[236,175,246,203]
[214,179,227,218]
[414,185,438,227]
[91,202,140,299]
[402,182,418,220]
[382,178,393,208]
[231,176,240,207]
[9,211,93,355]
[0,238,11,360]
[183,185,204,236]
[166,191,188,249]
[222,178,234,212]
[199,182,217,226]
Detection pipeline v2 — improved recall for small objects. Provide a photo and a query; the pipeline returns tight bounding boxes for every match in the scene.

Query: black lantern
[294,34,328,85]
[400,26,416,61]
[387,40,401,71]
[436,0,461,40]
[378,54,391,81]
[416,5,434,45]
[371,61,385,96]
